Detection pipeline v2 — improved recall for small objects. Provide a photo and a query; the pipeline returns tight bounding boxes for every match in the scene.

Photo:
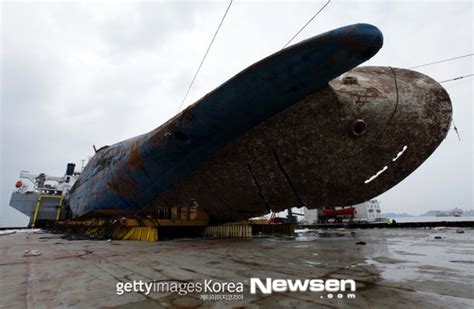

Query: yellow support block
[122,228,134,240]
[120,227,158,242]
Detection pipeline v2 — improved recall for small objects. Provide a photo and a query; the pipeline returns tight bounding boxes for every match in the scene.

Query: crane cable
[439,73,473,84]
[282,0,331,49]
[409,53,473,70]
[177,0,233,112]
[408,54,473,141]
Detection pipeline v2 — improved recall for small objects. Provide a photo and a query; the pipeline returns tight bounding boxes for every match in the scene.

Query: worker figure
[386,218,393,225]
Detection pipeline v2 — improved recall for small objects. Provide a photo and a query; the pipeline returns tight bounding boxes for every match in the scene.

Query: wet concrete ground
[1,228,473,308]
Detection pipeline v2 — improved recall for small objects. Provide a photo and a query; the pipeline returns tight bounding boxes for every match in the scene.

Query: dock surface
[1,228,473,308]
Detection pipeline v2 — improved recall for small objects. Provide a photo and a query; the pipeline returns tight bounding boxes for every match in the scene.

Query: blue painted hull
[68,23,383,218]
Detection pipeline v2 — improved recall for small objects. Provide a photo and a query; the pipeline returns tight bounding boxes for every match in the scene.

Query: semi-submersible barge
[9,24,452,237]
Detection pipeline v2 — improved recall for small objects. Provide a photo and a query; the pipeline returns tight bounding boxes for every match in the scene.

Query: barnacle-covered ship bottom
[69,66,452,223]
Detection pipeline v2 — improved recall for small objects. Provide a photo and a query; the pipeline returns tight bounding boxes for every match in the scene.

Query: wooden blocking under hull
[204,225,252,238]
[204,223,295,238]
[54,220,293,241]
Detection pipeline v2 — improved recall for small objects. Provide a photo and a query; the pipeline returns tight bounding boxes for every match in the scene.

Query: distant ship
[436,208,464,217]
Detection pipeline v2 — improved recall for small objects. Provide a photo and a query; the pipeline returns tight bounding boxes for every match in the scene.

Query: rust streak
[128,140,143,170]
[108,176,136,196]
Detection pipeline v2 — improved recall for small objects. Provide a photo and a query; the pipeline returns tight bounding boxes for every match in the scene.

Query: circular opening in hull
[352,119,367,136]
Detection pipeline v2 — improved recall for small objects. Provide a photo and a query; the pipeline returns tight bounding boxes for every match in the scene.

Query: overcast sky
[1,0,472,227]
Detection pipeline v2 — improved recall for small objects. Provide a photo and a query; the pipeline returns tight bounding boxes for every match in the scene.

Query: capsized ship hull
[153,66,452,221]
[68,23,452,222]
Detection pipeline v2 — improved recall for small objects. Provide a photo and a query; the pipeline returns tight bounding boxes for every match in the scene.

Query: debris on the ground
[23,249,41,257]
[0,231,16,236]
[1,229,41,235]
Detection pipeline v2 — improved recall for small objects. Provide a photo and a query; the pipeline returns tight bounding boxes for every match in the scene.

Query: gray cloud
[100,2,207,53]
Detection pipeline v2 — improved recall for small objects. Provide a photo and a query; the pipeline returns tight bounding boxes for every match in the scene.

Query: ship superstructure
[10,164,80,227]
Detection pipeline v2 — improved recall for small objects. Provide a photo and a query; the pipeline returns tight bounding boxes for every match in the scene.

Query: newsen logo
[250,278,356,297]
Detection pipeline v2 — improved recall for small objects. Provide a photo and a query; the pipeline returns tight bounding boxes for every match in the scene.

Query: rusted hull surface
[150,67,452,221]
[68,23,384,218]
[70,66,451,222]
